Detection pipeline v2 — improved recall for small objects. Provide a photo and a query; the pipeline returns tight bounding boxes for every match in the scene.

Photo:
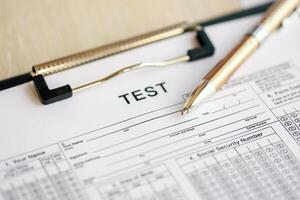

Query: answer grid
[97,165,187,200]
[177,131,300,200]
[0,149,86,200]
[278,110,300,145]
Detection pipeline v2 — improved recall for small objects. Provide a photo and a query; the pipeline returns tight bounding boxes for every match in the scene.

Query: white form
[0,13,300,200]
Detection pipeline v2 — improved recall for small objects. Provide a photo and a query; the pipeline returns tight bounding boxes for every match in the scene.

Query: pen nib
[181,108,189,115]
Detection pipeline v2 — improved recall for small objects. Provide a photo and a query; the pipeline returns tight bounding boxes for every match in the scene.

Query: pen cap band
[252,0,300,43]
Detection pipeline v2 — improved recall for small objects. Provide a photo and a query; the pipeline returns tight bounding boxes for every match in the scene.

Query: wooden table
[0,0,240,80]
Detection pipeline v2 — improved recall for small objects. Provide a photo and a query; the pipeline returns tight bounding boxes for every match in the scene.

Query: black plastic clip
[33,75,72,105]
[188,28,215,61]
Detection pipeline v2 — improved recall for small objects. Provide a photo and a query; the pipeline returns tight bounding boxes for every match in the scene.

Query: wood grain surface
[0,0,240,80]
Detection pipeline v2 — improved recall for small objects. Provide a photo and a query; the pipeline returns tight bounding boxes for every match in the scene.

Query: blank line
[108,116,269,166]
[97,124,279,178]
[104,104,261,158]
[104,126,196,158]
[108,123,275,173]
[211,98,255,114]
[95,126,276,181]
[142,119,272,165]
[82,101,183,140]
[105,110,266,159]
[85,89,248,142]
[206,89,247,103]
[179,126,276,167]
[186,134,275,167]
[87,109,181,142]
[94,117,198,153]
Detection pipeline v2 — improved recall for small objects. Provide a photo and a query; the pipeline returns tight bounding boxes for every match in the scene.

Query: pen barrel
[205,35,259,90]
[205,0,300,91]
[252,0,300,42]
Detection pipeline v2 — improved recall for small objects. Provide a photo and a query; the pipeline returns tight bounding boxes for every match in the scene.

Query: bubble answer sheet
[1,11,300,200]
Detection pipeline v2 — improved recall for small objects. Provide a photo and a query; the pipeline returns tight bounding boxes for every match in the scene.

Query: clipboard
[2,2,300,200]
[0,2,272,105]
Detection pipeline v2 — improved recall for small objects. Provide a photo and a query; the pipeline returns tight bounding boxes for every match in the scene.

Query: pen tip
[181,108,189,115]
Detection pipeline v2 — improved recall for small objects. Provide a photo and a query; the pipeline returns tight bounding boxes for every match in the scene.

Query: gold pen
[182,0,300,114]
